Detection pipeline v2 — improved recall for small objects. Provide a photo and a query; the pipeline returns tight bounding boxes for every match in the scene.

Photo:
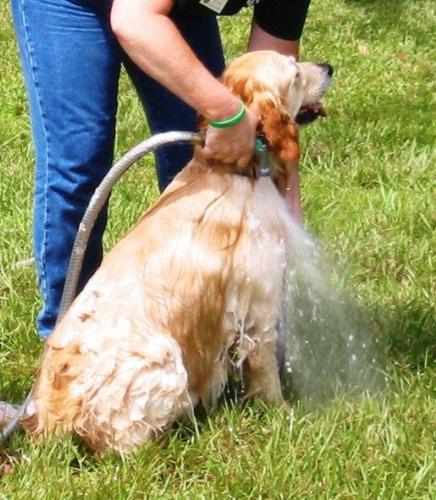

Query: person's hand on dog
[203,106,258,169]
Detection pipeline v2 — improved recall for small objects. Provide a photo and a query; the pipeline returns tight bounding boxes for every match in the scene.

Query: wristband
[209,100,246,128]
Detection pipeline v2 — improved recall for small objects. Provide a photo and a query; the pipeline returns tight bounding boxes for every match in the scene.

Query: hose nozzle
[190,133,205,147]
[254,138,272,177]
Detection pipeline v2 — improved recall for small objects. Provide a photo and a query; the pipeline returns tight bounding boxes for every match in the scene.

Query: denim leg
[12,0,121,337]
[123,11,225,191]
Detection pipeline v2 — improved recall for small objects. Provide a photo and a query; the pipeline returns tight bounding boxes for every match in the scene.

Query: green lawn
[0,0,435,497]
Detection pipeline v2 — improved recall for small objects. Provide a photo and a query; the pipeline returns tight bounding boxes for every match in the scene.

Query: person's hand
[202,107,258,169]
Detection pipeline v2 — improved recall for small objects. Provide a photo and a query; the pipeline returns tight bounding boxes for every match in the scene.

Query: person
[11,0,311,338]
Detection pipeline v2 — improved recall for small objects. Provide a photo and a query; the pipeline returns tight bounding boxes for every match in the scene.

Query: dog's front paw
[245,376,284,406]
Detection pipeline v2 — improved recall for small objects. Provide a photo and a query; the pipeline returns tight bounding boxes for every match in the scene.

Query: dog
[1,51,332,454]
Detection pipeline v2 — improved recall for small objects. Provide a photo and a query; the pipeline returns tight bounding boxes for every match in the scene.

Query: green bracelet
[209,100,246,129]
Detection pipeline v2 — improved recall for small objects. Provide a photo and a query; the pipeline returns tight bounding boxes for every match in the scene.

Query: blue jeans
[12,0,224,338]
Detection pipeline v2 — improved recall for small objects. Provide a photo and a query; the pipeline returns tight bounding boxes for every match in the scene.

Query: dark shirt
[175,0,311,40]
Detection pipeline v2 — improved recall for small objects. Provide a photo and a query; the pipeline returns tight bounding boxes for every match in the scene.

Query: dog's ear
[223,72,300,167]
[254,97,300,166]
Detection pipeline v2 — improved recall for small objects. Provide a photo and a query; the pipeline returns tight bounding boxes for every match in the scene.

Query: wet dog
[1,51,332,453]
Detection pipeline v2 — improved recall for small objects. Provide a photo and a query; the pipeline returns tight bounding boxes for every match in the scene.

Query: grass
[0,0,435,497]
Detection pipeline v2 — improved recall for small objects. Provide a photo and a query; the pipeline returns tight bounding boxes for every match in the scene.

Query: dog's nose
[319,63,334,77]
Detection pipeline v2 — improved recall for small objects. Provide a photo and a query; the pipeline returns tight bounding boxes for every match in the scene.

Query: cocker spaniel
[1,51,332,454]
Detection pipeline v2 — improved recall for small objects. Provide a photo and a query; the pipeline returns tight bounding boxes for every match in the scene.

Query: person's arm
[110,0,257,168]
[248,23,300,58]
[248,0,312,224]
[248,24,305,224]
[251,0,310,54]
[248,24,304,224]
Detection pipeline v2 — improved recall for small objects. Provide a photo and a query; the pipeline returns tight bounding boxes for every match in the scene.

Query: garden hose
[1,131,203,442]
[58,131,203,320]
[59,133,271,319]
[1,131,275,442]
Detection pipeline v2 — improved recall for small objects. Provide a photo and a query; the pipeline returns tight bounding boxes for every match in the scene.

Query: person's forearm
[111,0,239,121]
[285,167,303,224]
[248,23,303,222]
[248,23,300,59]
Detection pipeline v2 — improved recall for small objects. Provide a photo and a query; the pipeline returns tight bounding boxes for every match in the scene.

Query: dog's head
[222,51,333,188]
